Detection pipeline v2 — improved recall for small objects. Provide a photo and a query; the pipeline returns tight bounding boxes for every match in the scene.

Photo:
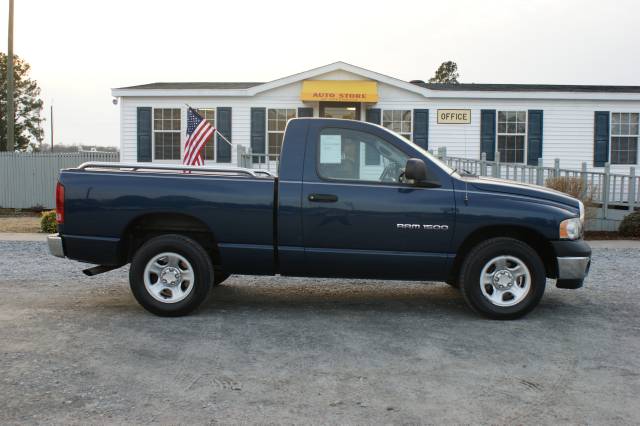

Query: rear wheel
[129,234,213,316]
[459,237,546,320]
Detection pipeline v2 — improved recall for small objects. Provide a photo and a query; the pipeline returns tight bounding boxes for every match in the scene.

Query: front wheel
[129,234,214,316]
[459,237,546,320]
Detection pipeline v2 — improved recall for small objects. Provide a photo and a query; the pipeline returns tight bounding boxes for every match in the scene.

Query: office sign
[437,109,471,124]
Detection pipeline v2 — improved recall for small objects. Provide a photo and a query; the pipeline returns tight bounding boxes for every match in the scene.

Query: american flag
[183,108,215,166]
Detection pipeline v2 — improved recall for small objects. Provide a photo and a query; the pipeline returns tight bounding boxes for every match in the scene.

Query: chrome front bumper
[47,234,65,258]
[557,256,591,280]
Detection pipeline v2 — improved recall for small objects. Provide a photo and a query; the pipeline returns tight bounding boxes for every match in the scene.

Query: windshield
[378,126,461,178]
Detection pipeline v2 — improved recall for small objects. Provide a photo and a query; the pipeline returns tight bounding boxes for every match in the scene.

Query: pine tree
[0,53,44,151]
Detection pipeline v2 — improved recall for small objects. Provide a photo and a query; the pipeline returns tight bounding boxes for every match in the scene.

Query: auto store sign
[437,109,471,124]
[301,80,379,102]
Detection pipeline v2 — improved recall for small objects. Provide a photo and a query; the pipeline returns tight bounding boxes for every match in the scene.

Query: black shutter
[216,107,232,163]
[527,110,543,165]
[250,107,266,163]
[136,107,152,162]
[365,108,381,125]
[480,110,496,161]
[594,111,610,167]
[297,107,313,117]
[413,109,429,149]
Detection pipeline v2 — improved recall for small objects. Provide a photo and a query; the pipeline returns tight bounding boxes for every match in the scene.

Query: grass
[0,210,41,233]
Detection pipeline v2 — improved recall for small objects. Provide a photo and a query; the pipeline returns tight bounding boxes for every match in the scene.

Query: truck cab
[277,119,457,280]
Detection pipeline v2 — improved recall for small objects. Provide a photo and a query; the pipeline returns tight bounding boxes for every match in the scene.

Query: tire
[213,271,230,286]
[129,234,214,317]
[458,237,546,320]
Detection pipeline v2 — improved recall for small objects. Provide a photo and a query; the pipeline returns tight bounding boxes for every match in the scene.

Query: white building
[111,61,640,174]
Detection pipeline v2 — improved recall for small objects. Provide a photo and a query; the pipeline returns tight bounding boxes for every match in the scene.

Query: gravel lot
[1,240,639,424]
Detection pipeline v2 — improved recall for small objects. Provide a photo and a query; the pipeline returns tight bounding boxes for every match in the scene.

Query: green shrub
[619,211,640,238]
[40,211,57,234]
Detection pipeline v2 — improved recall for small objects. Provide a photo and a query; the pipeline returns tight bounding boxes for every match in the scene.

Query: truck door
[301,121,455,280]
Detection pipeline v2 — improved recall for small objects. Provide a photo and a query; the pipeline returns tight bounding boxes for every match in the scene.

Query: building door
[319,102,361,120]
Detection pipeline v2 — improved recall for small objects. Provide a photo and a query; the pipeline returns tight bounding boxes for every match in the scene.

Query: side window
[318,128,409,183]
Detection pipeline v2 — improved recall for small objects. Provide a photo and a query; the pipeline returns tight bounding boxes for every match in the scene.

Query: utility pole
[50,104,54,152]
[6,0,15,152]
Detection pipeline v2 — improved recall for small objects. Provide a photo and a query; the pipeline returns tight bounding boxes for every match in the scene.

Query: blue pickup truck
[48,118,591,319]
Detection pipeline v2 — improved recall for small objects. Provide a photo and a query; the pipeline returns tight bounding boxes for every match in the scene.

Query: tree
[428,61,460,84]
[0,53,44,151]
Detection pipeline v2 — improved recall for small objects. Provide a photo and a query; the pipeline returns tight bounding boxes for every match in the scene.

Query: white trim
[422,90,640,101]
[248,62,428,97]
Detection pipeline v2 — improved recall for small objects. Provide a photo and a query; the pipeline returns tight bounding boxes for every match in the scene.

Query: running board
[82,265,121,276]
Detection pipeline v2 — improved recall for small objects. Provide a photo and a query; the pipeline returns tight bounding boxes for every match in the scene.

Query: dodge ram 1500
[48,118,591,319]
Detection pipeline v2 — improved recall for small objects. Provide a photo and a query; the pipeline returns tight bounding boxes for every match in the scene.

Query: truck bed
[58,163,277,273]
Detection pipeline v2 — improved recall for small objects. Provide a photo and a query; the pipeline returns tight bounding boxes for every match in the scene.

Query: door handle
[308,193,338,203]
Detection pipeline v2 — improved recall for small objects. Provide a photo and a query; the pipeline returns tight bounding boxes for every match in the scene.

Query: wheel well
[448,226,557,284]
[119,213,220,266]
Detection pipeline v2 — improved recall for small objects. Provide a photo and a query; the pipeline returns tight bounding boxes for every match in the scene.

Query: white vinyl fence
[434,148,639,231]
[237,145,280,171]
[435,148,639,211]
[0,152,119,209]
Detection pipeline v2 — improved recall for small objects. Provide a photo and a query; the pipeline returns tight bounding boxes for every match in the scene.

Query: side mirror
[404,158,440,187]
[405,158,427,181]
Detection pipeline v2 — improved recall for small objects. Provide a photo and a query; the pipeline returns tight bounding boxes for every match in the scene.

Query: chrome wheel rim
[143,252,195,304]
[480,255,531,307]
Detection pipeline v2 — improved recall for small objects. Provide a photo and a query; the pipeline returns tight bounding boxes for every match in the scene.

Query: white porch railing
[434,148,638,215]
[237,145,279,172]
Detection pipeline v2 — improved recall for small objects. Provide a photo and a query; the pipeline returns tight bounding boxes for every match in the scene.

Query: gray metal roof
[411,82,640,93]
[115,82,264,90]
[116,80,640,93]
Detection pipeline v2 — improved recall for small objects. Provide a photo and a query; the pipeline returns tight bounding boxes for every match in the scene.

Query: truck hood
[463,175,580,210]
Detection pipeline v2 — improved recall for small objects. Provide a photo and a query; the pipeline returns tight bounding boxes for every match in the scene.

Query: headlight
[560,218,582,240]
[578,201,585,224]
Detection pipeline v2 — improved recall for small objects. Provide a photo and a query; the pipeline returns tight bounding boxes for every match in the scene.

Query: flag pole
[214,129,232,147]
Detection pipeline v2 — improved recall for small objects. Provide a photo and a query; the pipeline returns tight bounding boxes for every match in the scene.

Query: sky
[1,0,639,147]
